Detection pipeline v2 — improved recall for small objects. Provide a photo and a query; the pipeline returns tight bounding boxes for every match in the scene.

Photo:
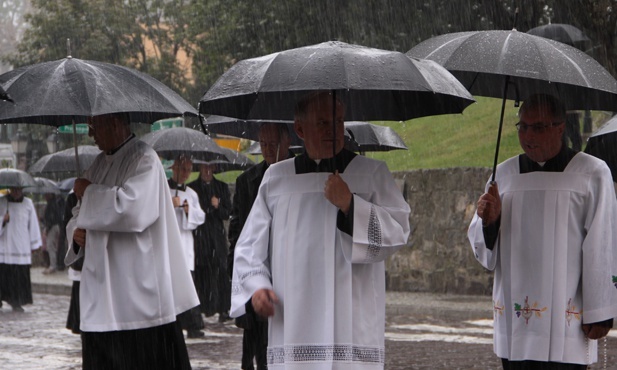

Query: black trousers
[502,358,587,370]
[242,318,268,370]
[82,321,191,370]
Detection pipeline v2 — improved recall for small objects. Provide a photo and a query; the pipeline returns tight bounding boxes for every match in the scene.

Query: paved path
[0,267,614,369]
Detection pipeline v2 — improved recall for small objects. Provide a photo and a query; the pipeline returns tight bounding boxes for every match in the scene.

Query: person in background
[468,94,617,370]
[169,155,206,339]
[64,191,81,335]
[230,92,411,370]
[0,186,42,312]
[42,192,65,275]
[227,122,293,370]
[188,162,232,323]
[65,113,198,370]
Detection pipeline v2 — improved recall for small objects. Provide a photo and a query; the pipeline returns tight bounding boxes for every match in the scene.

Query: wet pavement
[1,267,615,369]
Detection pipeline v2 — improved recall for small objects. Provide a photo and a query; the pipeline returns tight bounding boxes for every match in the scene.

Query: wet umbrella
[193,147,255,174]
[247,141,304,155]
[584,115,617,181]
[140,127,228,162]
[407,29,617,181]
[23,177,61,194]
[0,85,13,103]
[527,23,592,51]
[205,115,303,146]
[0,57,197,126]
[344,121,407,153]
[200,41,474,122]
[28,145,102,175]
[58,177,76,192]
[0,168,36,188]
[0,57,198,174]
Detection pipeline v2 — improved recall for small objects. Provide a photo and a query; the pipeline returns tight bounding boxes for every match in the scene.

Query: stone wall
[386,167,494,295]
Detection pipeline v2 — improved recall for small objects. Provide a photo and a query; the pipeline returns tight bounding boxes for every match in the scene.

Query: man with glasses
[468,94,617,369]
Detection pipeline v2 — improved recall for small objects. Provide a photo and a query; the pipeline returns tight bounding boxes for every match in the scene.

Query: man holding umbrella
[0,186,42,312]
[230,92,411,370]
[66,113,198,370]
[469,94,617,369]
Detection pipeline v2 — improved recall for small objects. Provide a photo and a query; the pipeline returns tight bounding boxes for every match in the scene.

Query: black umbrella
[0,57,197,126]
[408,30,617,181]
[140,127,227,162]
[0,85,13,103]
[24,177,61,194]
[199,41,474,121]
[527,23,592,51]
[205,115,303,146]
[28,145,102,175]
[0,168,36,188]
[193,147,255,174]
[344,121,407,153]
[247,141,304,155]
[584,115,617,181]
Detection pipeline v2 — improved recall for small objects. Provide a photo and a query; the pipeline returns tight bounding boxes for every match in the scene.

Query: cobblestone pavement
[1,268,615,369]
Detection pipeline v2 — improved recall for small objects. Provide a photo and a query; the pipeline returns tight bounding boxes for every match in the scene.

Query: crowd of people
[0,92,615,370]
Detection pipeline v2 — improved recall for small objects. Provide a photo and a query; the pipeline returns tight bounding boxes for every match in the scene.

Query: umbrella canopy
[408,29,617,180]
[193,147,255,173]
[0,168,36,188]
[199,41,474,121]
[527,23,592,51]
[24,177,61,194]
[205,115,303,146]
[0,57,198,126]
[58,177,76,192]
[584,115,617,181]
[247,142,304,155]
[344,121,407,152]
[140,127,227,162]
[28,145,102,175]
[407,30,617,111]
[0,85,13,103]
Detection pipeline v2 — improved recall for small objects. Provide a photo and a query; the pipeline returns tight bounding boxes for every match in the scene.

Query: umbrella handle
[491,75,510,182]
[72,120,82,175]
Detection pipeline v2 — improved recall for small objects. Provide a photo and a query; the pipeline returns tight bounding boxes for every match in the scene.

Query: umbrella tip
[66,38,72,59]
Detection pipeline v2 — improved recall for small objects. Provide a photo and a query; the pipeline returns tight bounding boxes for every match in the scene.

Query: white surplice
[0,196,42,265]
[468,152,617,364]
[66,138,199,332]
[231,155,411,370]
[170,185,205,271]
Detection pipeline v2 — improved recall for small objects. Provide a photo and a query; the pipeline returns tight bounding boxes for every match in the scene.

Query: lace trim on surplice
[268,344,384,365]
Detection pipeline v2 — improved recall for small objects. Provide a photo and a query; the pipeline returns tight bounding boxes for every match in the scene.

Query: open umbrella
[584,115,617,180]
[193,147,255,174]
[58,177,76,192]
[140,127,227,162]
[0,57,197,126]
[200,41,474,122]
[23,177,61,194]
[0,57,198,174]
[28,145,102,175]
[344,121,407,153]
[0,168,36,188]
[527,23,592,51]
[247,141,304,155]
[205,115,303,146]
[407,29,617,181]
[0,85,13,103]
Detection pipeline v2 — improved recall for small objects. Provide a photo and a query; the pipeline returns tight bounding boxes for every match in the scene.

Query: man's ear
[294,121,304,140]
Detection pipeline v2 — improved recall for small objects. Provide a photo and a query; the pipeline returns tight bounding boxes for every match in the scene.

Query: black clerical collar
[107,134,135,155]
[7,194,23,202]
[519,145,577,174]
[295,148,357,174]
[168,179,186,191]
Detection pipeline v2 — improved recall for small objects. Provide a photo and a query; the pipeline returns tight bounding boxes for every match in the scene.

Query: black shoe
[218,312,232,323]
[10,304,24,312]
[187,330,205,338]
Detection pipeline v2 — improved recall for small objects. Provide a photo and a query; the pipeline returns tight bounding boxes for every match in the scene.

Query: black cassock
[188,176,232,317]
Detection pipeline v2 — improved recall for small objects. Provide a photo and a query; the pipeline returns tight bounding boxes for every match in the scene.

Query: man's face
[87,115,124,152]
[259,124,291,165]
[517,104,565,163]
[199,163,215,182]
[172,158,193,185]
[294,95,345,160]
[9,187,22,199]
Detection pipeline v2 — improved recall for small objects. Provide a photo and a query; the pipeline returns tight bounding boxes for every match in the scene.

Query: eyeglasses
[515,121,563,134]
